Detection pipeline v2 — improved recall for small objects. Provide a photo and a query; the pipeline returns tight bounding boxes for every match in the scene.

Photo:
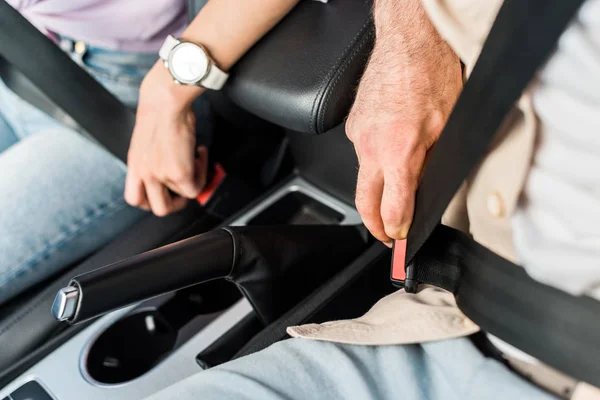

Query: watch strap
[201,64,229,90]
[158,35,180,61]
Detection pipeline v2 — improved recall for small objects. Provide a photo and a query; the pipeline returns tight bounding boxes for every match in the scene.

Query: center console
[0,0,378,397]
[0,176,362,400]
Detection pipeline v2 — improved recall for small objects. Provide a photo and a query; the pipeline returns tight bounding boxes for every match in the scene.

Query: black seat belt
[0,0,133,162]
[407,225,600,388]
[404,0,587,264]
[390,0,600,387]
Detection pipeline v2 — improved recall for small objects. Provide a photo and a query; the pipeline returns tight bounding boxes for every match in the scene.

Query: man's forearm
[371,0,458,71]
[347,0,463,242]
[358,0,461,118]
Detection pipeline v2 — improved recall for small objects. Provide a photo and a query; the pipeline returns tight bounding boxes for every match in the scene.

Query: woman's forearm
[129,0,300,216]
[183,0,301,71]
[153,0,300,108]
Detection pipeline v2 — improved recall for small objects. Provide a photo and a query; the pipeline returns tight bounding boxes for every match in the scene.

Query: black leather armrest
[225,0,374,134]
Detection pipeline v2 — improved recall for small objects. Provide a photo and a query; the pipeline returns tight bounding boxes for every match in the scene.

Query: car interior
[0,1,400,398]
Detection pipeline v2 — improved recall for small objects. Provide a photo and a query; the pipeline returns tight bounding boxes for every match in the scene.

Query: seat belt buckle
[390,239,418,293]
[197,163,226,206]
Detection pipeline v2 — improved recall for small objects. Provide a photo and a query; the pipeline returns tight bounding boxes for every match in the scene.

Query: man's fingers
[124,171,150,211]
[380,170,416,240]
[355,161,391,244]
[380,148,426,240]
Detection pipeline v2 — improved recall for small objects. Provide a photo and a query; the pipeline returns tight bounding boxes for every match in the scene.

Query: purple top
[7,0,188,53]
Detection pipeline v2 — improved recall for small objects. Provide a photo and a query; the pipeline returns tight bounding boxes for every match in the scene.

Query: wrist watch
[158,35,229,90]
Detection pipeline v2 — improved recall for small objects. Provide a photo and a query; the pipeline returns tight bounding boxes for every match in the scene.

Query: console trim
[231,176,362,226]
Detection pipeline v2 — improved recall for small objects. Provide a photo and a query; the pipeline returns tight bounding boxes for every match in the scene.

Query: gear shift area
[53,224,367,325]
[47,177,367,387]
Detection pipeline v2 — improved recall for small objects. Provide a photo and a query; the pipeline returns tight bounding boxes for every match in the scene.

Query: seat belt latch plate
[197,163,226,206]
[390,239,418,293]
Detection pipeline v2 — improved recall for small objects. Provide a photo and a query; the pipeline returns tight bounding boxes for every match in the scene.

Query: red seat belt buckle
[196,164,226,206]
[390,239,418,292]
[390,239,407,287]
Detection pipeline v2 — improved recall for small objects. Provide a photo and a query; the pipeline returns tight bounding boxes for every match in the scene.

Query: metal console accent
[0,177,362,400]
[231,176,362,226]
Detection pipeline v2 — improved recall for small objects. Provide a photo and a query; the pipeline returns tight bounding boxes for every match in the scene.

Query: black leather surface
[225,225,368,324]
[0,205,213,375]
[71,229,234,323]
[225,0,374,134]
[288,124,359,206]
[68,225,367,325]
[234,243,391,359]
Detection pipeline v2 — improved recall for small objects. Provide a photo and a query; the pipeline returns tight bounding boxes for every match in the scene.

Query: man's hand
[125,62,208,217]
[346,0,462,245]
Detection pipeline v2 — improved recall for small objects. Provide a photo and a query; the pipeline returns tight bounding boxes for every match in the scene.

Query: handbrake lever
[53,225,368,325]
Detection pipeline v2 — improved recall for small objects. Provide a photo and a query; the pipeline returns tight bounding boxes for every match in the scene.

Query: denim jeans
[0,40,157,304]
[146,337,557,400]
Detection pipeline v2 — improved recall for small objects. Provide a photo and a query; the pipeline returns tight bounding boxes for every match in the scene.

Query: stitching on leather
[309,19,373,134]
[319,27,374,133]
[0,297,45,338]
[309,19,372,133]
[221,227,239,278]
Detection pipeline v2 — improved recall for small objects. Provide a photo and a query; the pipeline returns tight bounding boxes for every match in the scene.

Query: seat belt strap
[388,0,599,386]
[407,225,600,388]
[404,0,587,264]
[0,1,133,162]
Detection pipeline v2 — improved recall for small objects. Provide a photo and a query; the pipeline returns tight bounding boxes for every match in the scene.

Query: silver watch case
[163,41,211,86]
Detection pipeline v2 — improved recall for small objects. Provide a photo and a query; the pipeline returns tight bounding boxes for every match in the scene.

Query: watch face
[168,42,209,84]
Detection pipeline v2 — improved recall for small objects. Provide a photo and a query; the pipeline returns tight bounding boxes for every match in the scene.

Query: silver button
[74,40,87,55]
[51,286,80,321]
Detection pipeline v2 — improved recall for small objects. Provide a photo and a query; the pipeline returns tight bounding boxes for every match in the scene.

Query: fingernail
[383,241,393,248]
[398,225,410,240]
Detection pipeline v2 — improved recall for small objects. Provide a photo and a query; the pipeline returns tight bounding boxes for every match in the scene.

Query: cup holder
[83,308,176,385]
[82,279,241,385]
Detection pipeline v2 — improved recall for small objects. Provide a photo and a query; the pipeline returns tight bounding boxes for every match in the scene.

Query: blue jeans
[147,337,557,400]
[0,40,157,304]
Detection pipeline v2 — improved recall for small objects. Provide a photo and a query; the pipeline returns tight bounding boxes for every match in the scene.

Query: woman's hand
[125,0,303,216]
[125,62,208,216]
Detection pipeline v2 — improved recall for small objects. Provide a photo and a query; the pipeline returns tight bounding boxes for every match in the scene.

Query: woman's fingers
[145,179,187,217]
[124,170,150,211]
